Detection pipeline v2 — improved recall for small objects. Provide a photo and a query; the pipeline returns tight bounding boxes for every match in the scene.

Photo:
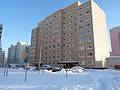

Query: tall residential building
[110,26,120,56]
[0,24,3,67]
[7,41,30,66]
[30,0,110,68]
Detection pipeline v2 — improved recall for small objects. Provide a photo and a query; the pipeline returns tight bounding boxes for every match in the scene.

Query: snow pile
[70,66,84,73]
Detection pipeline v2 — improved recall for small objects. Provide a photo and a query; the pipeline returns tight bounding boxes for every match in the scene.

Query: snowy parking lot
[0,68,120,90]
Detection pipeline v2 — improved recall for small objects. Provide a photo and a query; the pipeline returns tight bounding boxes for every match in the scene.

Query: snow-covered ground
[0,68,120,90]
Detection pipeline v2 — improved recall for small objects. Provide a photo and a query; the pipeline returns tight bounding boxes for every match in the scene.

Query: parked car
[40,65,52,70]
[9,64,19,69]
[52,67,62,72]
[70,66,85,73]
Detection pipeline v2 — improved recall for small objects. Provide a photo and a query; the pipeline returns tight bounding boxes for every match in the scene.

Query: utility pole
[38,41,42,74]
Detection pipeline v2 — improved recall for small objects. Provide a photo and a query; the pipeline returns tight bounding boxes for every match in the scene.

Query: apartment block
[8,41,30,66]
[0,24,3,67]
[110,26,120,56]
[30,0,110,68]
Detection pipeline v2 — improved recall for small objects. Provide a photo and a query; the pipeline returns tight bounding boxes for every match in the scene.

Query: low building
[7,41,30,66]
[106,56,120,69]
[110,26,120,56]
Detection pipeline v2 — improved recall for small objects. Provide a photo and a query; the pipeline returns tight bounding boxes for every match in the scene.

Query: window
[86,52,93,57]
[56,56,60,59]
[57,14,60,17]
[53,40,56,43]
[78,26,83,30]
[73,6,76,9]
[67,26,73,30]
[53,45,56,48]
[69,10,72,13]
[53,56,55,59]
[63,12,65,14]
[79,46,84,50]
[85,10,90,15]
[67,45,71,48]
[75,35,77,38]
[57,39,60,42]
[57,23,60,26]
[86,37,92,42]
[86,44,93,49]
[71,51,74,53]
[80,53,84,57]
[45,52,47,54]
[78,32,84,37]
[63,17,65,19]
[78,20,83,24]
[49,27,52,29]
[74,29,77,32]
[78,39,84,43]
[78,14,83,18]
[74,18,76,20]
[63,44,65,46]
[67,16,72,19]
[49,46,51,49]
[85,30,92,35]
[74,12,76,14]
[84,4,90,8]
[49,51,51,54]
[78,7,82,11]
[57,44,60,47]
[67,38,73,42]
[57,50,60,52]
[49,41,51,44]
[79,61,85,65]
[85,17,91,21]
[53,51,55,53]
[85,23,91,28]
[45,57,47,60]
[53,25,56,28]
[74,23,76,26]
[87,61,94,65]
[67,51,70,54]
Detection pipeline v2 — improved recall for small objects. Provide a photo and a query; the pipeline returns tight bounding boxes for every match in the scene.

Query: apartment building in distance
[0,24,3,67]
[8,41,30,66]
[110,26,120,56]
[30,0,110,68]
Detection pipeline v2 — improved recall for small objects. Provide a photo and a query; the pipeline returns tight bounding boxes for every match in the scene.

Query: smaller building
[0,51,6,67]
[0,24,3,67]
[7,41,30,66]
[110,26,120,56]
[106,56,120,69]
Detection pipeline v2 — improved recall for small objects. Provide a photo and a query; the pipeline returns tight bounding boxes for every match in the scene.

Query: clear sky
[0,0,120,51]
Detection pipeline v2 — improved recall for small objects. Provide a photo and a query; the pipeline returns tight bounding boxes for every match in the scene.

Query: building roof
[107,56,120,59]
[111,26,120,30]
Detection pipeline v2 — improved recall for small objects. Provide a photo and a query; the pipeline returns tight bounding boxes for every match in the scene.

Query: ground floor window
[79,61,85,65]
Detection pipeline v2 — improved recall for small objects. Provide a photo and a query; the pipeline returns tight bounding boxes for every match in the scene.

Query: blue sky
[0,0,120,51]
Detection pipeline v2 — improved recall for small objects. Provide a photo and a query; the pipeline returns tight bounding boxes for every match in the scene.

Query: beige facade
[30,0,110,68]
